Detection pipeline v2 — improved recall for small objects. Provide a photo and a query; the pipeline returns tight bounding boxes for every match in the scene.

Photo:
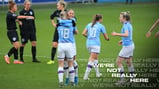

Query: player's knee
[13,42,20,49]
[53,42,58,48]
[21,43,26,47]
[31,41,36,46]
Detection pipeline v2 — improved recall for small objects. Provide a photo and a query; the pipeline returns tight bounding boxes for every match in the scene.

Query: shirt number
[63,28,69,39]
[90,28,96,37]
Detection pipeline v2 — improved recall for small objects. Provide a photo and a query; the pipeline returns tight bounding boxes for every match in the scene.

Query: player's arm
[74,29,78,35]
[32,10,37,32]
[146,18,159,38]
[112,30,129,37]
[16,19,22,25]
[17,16,34,19]
[82,29,87,37]
[51,19,57,28]
[103,33,109,41]
[118,40,122,45]
[50,12,57,28]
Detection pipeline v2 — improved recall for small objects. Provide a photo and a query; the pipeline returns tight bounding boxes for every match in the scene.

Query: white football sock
[69,66,75,82]
[94,60,100,77]
[83,61,93,80]
[58,67,64,83]
[64,61,69,78]
[118,66,124,81]
[73,60,78,77]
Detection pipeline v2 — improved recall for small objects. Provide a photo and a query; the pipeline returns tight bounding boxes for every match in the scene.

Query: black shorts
[7,30,19,43]
[20,32,36,44]
[53,28,58,42]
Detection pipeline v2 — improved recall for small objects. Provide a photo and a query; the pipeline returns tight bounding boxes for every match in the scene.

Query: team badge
[12,37,16,41]
[22,38,25,42]
[30,11,33,15]
[12,14,17,17]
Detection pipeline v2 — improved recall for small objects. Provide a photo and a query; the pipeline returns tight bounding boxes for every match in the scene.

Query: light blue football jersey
[121,21,133,46]
[57,19,76,43]
[85,22,106,47]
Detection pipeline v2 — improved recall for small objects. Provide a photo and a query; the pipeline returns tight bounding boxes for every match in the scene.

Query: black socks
[51,47,57,61]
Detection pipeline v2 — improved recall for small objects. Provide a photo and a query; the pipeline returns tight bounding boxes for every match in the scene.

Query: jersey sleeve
[31,9,36,32]
[100,25,106,33]
[85,24,90,31]
[8,13,17,20]
[50,10,57,20]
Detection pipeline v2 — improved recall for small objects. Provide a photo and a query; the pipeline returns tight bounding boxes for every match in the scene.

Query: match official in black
[4,1,34,64]
[47,1,67,64]
[19,0,40,63]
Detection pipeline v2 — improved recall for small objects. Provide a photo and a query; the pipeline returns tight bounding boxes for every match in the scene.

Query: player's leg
[94,54,101,77]
[72,43,78,84]
[19,33,27,62]
[83,51,96,80]
[58,60,64,88]
[13,42,23,64]
[68,59,75,86]
[48,29,58,64]
[126,57,135,78]
[66,43,75,86]
[20,44,26,62]
[126,44,135,78]
[116,56,124,80]
[57,43,65,87]
[64,59,69,85]
[31,32,40,62]
[4,31,23,64]
[73,56,78,84]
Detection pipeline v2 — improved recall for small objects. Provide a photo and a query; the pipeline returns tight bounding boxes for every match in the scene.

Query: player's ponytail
[121,11,131,21]
[8,0,16,10]
[91,14,102,27]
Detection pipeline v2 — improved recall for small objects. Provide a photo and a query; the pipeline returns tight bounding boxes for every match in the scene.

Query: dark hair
[121,11,131,21]
[8,0,16,10]
[91,14,102,27]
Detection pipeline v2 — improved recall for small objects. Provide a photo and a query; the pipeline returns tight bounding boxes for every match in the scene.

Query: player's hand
[27,16,34,19]
[155,31,159,38]
[146,31,151,38]
[18,21,22,26]
[111,32,117,36]
[118,40,122,45]
[53,23,57,28]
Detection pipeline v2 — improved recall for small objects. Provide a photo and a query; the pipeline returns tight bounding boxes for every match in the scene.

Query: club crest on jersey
[30,11,33,15]
[22,38,25,42]
[12,14,17,17]
[12,37,16,41]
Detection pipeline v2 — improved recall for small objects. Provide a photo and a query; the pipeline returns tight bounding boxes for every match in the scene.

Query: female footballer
[111,11,135,85]
[19,0,40,63]
[4,1,34,64]
[48,1,67,64]
[57,11,78,87]
[64,9,78,85]
[82,14,109,80]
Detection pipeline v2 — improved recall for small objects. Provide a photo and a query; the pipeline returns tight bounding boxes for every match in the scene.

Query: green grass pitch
[0,2,159,89]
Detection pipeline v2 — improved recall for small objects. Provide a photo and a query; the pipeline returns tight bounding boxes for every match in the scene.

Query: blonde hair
[57,1,67,9]
[120,11,131,21]
[60,11,67,19]
[24,0,31,5]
